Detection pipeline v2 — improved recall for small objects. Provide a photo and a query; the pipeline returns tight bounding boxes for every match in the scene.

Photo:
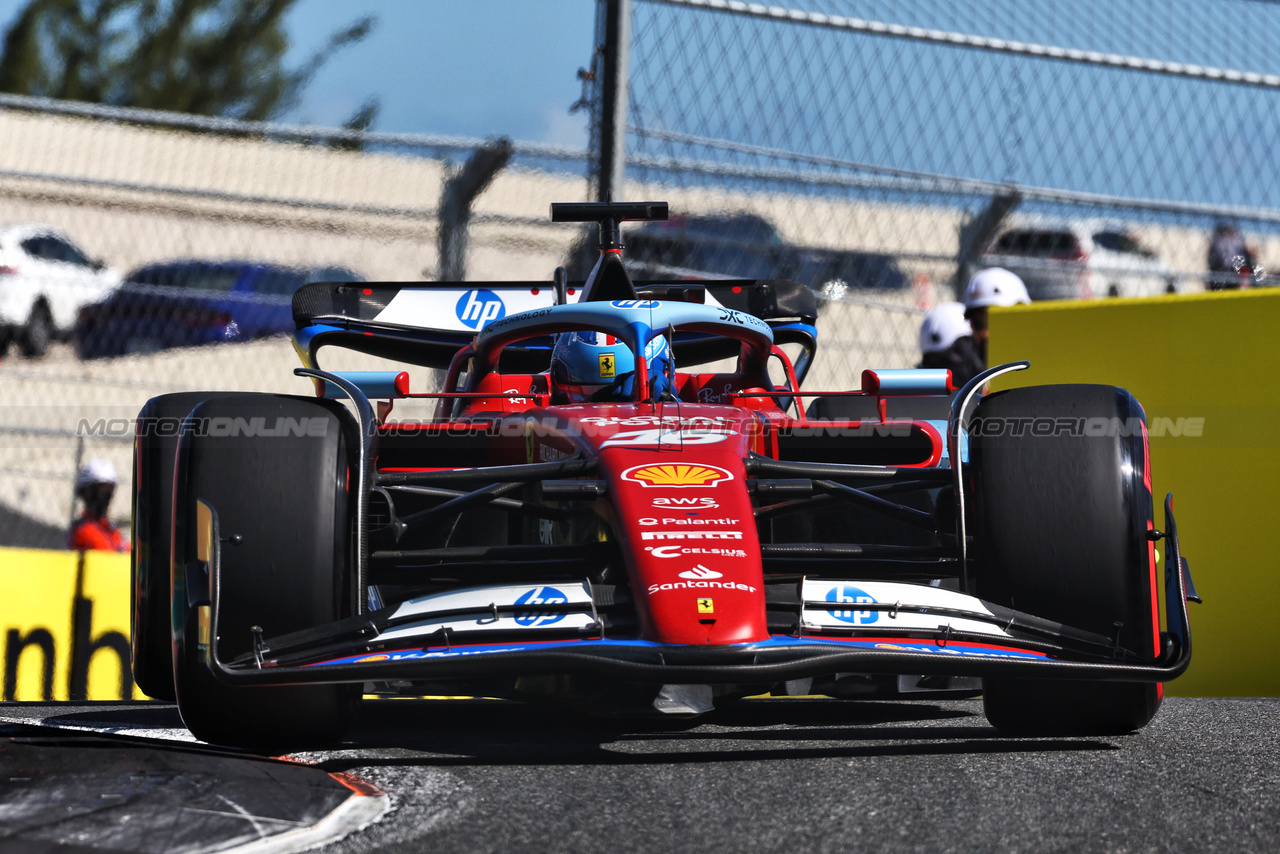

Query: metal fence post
[953,190,1022,297]
[437,137,514,281]
[68,433,84,534]
[598,0,631,203]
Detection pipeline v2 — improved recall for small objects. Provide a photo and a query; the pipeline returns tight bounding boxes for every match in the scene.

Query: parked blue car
[73,261,362,359]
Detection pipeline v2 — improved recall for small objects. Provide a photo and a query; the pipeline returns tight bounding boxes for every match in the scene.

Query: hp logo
[610,299,661,310]
[456,289,506,329]
[825,585,878,625]
[514,587,568,627]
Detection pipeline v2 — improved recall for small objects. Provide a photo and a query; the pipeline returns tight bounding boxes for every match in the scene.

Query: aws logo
[622,463,733,488]
[652,496,719,509]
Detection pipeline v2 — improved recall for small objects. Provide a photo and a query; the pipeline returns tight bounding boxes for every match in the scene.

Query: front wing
[194,498,1193,689]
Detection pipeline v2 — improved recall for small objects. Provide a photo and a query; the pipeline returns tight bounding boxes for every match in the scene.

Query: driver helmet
[964,267,1031,309]
[550,331,674,402]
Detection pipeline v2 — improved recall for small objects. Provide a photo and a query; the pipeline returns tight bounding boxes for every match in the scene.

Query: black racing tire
[19,301,53,357]
[131,392,237,701]
[171,393,360,751]
[969,384,1161,736]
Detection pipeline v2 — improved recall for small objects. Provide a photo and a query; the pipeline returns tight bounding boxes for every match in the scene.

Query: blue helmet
[550,330,674,402]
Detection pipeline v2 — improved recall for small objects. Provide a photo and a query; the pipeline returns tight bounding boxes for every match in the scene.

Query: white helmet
[919,302,972,354]
[964,267,1031,309]
[76,458,118,489]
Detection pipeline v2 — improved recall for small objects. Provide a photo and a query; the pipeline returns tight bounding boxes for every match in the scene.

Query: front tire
[171,394,360,751]
[969,384,1161,736]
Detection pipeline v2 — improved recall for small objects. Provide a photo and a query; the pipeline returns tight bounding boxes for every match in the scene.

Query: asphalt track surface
[1,696,1277,853]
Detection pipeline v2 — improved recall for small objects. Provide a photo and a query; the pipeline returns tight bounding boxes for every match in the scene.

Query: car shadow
[307,696,1124,771]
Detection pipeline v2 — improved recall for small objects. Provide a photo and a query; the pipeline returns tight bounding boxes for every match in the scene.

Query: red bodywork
[536,404,769,645]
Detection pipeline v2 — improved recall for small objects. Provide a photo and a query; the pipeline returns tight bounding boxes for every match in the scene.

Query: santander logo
[678,565,723,580]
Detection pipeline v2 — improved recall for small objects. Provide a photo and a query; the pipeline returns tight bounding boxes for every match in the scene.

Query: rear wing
[292,278,818,377]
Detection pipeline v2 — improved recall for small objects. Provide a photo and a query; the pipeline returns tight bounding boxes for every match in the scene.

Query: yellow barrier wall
[80,550,141,701]
[990,288,1280,697]
[0,547,145,701]
[2,548,78,700]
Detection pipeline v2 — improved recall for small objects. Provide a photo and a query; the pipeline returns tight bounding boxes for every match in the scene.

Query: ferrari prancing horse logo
[697,598,715,614]
[598,353,616,378]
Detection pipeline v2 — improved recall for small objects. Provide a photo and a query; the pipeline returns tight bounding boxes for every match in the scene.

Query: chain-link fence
[0,95,592,546]
[4,0,1279,547]
[618,0,1280,388]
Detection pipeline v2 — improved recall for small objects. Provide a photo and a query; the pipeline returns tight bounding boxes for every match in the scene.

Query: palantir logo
[825,585,878,625]
[514,586,568,627]
[456,289,506,329]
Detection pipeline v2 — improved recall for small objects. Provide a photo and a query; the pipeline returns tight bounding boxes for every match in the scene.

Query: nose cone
[597,419,768,645]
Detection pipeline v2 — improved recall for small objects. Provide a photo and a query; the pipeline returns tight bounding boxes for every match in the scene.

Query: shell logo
[621,463,733,488]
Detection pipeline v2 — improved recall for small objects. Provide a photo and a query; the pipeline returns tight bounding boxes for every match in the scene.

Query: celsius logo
[456,289,506,329]
[825,585,878,625]
[679,565,722,580]
[610,299,661,309]
[514,586,568,627]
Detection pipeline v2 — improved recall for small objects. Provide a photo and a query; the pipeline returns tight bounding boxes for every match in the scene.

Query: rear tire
[131,392,234,701]
[171,394,360,751]
[969,384,1161,736]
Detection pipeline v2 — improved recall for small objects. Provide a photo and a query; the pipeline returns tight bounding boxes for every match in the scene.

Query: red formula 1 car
[129,202,1195,751]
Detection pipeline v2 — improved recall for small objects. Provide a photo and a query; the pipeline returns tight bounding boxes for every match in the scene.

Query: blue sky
[280,0,596,146]
[0,0,1275,213]
[0,0,598,146]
